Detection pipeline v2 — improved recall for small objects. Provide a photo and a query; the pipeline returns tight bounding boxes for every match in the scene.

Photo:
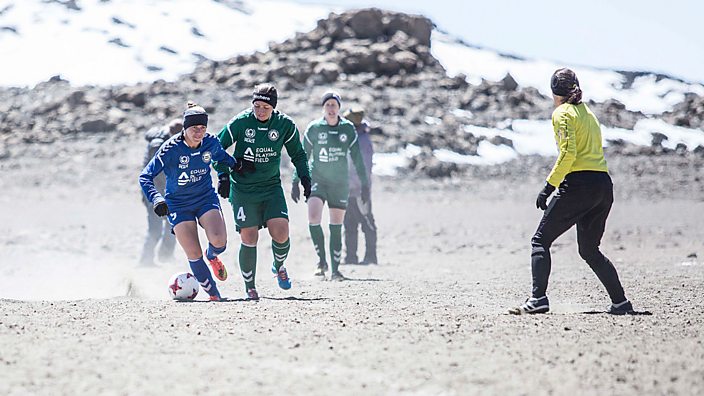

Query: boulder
[81,119,116,132]
[346,8,385,39]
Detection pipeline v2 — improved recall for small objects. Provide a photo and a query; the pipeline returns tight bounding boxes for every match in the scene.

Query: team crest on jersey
[268,130,279,141]
[318,132,327,140]
[339,134,348,143]
[245,128,256,138]
[202,151,212,163]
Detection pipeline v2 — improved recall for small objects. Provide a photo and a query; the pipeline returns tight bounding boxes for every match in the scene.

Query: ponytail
[566,86,582,105]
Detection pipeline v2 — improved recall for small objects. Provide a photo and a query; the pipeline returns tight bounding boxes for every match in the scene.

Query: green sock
[272,238,290,271]
[329,224,342,273]
[239,244,257,291]
[309,224,326,264]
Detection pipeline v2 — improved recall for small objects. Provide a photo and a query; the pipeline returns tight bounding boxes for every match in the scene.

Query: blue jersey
[139,133,236,208]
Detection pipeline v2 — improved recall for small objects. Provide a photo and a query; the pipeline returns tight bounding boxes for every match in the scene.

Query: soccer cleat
[272,265,292,290]
[314,261,328,277]
[508,296,550,315]
[329,270,345,281]
[608,300,634,315]
[207,255,228,281]
[209,295,221,302]
[246,288,259,301]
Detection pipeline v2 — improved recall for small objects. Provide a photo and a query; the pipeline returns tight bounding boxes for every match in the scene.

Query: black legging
[343,196,377,262]
[531,171,626,303]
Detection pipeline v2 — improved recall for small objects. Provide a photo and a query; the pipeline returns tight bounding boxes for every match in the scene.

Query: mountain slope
[1,3,703,176]
[2,0,702,117]
[0,0,331,86]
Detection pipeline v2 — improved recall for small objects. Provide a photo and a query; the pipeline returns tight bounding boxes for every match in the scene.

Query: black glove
[535,182,556,210]
[217,173,230,199]
[153,201,169,217]
[361,184,371,204]
[300,176,312,200]
[233,157,256,175]
[291,182,301,203]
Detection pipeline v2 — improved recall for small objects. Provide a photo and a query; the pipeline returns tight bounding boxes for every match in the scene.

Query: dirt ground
[0,133,703,395]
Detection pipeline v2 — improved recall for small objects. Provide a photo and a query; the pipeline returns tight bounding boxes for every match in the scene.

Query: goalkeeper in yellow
[510,68,634,315]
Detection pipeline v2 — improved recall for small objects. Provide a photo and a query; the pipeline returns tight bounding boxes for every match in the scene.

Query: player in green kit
[291,91,369,280]
[215,83,311,300]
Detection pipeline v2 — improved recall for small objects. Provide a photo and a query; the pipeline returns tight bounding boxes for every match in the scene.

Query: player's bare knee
[240,228,259,245]
[210,233,227,248]
[269,227,288,243]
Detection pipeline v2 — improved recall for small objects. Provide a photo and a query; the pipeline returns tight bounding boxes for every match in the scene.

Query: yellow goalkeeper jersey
[546,102,609,187]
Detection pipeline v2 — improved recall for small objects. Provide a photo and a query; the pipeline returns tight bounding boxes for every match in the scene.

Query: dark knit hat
[551,68,580,97]
[252,83,278,108]
[321,91,341,106]
[183,102,208,130]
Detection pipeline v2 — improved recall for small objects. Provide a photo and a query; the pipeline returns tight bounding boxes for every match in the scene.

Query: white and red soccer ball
[168,272,199,300]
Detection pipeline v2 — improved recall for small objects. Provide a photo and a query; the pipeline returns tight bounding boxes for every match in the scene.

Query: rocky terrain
[1,8,703,396]
[1,8,702,177]
[1,132,703,395]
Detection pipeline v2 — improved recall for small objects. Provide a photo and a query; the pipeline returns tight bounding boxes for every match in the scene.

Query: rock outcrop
[0,8,701,178]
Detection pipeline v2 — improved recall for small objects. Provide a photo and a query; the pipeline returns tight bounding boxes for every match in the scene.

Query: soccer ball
[168,272,199,300]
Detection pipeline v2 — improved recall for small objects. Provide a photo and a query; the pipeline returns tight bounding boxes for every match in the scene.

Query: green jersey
[300,117,369,187]
[215,109,310,200]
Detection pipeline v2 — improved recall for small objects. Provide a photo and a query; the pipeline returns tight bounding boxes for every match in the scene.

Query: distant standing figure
[138,118,182,267]
[509,68,634,315]
[342,107,377,265]
[140,102,237,301]
[291,92,369,281]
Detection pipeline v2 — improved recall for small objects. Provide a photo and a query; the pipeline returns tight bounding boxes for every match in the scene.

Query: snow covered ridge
[431,32,704,115]
[2,0,703,117]
[0,0,332,86]
[1,2,703,178]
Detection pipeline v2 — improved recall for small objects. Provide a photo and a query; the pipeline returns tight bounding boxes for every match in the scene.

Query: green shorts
[230,186,289,231]
[310,180,349,209]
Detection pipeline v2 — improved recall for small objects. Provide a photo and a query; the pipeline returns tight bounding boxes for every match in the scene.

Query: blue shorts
[166,192,221,228]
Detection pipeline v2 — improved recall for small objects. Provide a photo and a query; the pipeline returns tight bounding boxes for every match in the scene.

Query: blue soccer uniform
[139,133,236,227]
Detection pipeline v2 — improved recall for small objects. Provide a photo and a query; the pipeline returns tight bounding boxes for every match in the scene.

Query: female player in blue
[140,102,238,301]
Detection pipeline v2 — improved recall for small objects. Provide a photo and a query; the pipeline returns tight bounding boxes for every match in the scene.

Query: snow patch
[431,32,704,114]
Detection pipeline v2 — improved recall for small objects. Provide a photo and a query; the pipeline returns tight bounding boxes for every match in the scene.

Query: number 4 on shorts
[237,206,246,222]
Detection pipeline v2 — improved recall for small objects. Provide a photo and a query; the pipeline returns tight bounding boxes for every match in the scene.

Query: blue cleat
[272,265,292,290]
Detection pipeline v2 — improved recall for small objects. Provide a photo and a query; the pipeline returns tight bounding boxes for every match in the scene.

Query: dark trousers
[531,171,626,303]
[343,196,377,262]
[139,201,176,266]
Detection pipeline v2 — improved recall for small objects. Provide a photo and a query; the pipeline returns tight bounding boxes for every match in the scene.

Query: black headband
[183,105,208,130]
[321,92,341,106]
[252,93,277,109]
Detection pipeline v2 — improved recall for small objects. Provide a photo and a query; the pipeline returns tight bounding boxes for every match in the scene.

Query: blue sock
[206,243,226,261]
[189,257,220,297]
